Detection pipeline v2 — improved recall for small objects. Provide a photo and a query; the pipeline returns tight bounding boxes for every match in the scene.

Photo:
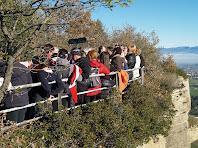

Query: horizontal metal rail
[0,67,144,130]
[6,68,141,90]
[0,86,115,114]
[0,68,143,114]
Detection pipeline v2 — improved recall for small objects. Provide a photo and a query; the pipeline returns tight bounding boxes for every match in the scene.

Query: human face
[101,47,106,52]
[123,47,128,55]
[72,54,76,61]
[72,55,80,61]
[107,49,112,55]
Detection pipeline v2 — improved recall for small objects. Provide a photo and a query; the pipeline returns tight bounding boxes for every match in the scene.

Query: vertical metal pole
[58,90,63,110]
[115,72,122,103]
[141,67,144,86]
[115,72,119,92]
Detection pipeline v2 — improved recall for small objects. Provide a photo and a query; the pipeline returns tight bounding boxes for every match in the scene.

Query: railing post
[115,72,122,103]
[115,72,119,92]
[58,90,63,110]
[141,67,144,86]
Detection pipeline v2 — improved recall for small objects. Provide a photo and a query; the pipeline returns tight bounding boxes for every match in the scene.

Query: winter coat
[38,69,64,98]
[125,53,136,69]
[85,60,110,96]
[75,56,91,80]
[118,70,129,93]
[133,55,141,79]
[110,54,123,72]
[118,70,129,102]
[1,62,32,108]
[74,57,91,97]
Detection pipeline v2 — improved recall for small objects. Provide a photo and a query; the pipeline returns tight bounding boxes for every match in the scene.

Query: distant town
[179,64,198,79]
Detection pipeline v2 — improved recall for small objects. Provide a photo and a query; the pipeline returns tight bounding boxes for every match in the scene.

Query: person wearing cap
[71,48,91,104]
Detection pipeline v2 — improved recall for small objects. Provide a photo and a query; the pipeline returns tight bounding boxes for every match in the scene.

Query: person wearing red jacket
[86,50,110,101]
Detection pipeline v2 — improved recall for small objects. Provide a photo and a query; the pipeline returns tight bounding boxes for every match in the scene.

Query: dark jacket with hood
[1,62,32,108]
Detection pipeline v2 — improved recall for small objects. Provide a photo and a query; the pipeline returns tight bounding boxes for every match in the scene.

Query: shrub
[162,54,188,80]
[0,83,175,147]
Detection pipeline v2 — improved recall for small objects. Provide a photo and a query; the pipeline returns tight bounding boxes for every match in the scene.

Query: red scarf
[69,65,82,103]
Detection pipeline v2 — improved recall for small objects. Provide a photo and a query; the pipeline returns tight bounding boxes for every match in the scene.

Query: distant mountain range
[160,46,198,54]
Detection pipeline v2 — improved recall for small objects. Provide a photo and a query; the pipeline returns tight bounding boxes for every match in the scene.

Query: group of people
[0,43,144,123]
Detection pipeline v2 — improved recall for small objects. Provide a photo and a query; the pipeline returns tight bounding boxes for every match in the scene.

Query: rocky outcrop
[165,76,191,148]
[138,76,191,148]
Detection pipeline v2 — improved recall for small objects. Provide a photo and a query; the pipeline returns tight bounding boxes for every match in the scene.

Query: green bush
[162,54,188,80]
[188,115,198,128]
[0,83,175,148]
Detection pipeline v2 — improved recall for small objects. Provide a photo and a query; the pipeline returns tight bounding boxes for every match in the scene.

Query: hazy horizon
[163,53,198,66]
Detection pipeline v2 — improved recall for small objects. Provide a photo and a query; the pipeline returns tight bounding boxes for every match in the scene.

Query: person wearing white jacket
[133,47,141,80]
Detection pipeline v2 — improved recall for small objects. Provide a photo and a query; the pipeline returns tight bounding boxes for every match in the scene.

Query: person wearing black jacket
[1,62,32,123]
[71,48,91,105]
[125,44,136,69]
[38,60,64,111]
[125,44,137,80]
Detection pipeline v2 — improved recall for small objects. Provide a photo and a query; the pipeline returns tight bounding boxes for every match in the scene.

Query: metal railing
[0,67,144,131]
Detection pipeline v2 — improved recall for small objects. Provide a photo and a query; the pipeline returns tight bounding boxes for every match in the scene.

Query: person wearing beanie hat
[71,48,81,55]
[71,48,91,105]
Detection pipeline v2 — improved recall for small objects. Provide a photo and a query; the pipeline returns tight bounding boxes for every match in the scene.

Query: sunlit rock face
[138,77,191,148]
[165,76,191,148]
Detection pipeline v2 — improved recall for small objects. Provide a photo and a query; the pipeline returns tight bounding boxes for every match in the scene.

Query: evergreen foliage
[0,83,175,147]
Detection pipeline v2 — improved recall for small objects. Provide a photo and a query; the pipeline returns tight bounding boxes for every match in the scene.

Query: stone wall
[138,76,191,148]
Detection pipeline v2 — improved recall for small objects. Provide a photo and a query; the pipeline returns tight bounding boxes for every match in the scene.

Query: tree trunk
[0,56,15,101]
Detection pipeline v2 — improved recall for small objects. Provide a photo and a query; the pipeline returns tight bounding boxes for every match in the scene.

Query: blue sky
[91,0,198,48]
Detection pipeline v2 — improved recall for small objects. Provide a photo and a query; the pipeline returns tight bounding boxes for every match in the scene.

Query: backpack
[89,67,100,88]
